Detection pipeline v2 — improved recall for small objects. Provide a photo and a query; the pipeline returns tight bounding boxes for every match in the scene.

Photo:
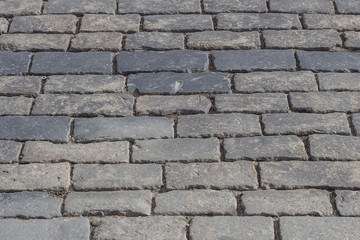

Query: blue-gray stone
[0,52,31,75]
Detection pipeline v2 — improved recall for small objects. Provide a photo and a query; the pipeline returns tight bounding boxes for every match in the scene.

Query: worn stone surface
[0,0,43,16]
[0,52,31,75]
[0,76,41,95]
[318,73,360,91]
[203,0,266,13]
[118,0,200,14]
[335,0,360,14]
[0,140,21,163]
[165,162,258,190]
[304,14,360,30]
[0,96,33,115]
[125,32,184,50]
[0,18,8,33]
[70,32,123,51]
[132,138,220,163]
[154,190,237,215]
[345,31,360,49]
[335,190,360,216]
[225,135,308,161]
[270,0,334,13]
[81,14,140,32]
[144,15,213,32]
[354,114,360,135]
[44,0,116,14]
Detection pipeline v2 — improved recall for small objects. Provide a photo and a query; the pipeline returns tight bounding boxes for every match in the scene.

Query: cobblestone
[203,0,267,13]
[270,0,334,13]
[70,32,123,51]
[354,113,360,135]
[125,32,184,50]
[81,14,140,32]
[0,96,33,115]
[335,190,360,216]
[318,73,360,91]
[0,76,41,95]
[0,18,8,33]
[345,31,360,49]
[44,0,116,14]
[144,15,213,32]
[118,0,200,14]
[336,0,360,14]
[0,52,31,75]
[304,14,360,30]
[0,0,43,16]
[0,140,22,163]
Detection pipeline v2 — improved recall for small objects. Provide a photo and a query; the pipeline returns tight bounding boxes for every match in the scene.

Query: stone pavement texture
[0,0,360,239]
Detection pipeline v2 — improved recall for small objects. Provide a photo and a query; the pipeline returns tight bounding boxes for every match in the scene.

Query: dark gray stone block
[0,140,22,163]
[0,0,43,16]
[270,0,334,13]
[0,52,31,75]
[203,0,267,13]
[335,0,360,14]
[118,0,200,14]
[0,76,41,95]
[44,0,116,14]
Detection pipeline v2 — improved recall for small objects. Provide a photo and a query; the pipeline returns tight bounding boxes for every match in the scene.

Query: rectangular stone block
[318,73,360,91]
[304,14,360,30]
[354,113,360,135]
[336,0,360,14]
[0,52,31,75]
[70,32,123,51]
[125,32,184,50]
[345,31,360,49]
[81,14,140,32]
[143,15,213,32]
[0,18,8,33]
[0,0,43,16]
[270,0,334,13]
[203,0,267,13]
[335,190,360,216]
[0,76,41,95]
[118,0,200,14]
[0,140,21,163]
[0,96,33,115]
[44,0,116,14]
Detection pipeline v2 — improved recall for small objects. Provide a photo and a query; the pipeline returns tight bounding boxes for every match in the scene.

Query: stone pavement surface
[0,0,360,239]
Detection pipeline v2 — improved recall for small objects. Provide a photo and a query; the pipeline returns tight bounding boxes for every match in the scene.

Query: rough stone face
[0,192,62,218]
[242,189,332,216]
[136,95,211,115]
[335,190,360,216]
[187,31,260,50]
[0,96,33,115]
[44,0,116,14]
[234,71,318,93]
[354,114,360,135]
[0,140,21,163]
[225,135,308,161]
[72,164,162,190]
[118,0,200,14]
[81,14,140,32]
[0,116,71,142]
[143,15,213,32]
[125,32,184,50]
[270,0,334,13]
[260,161,360,189]
[73,117,173,142]
[22,141,129,163]
[336,0,360,14]
[0,18,8,33]
[165,162,258,190]
[64,190,152,216]
[318,73,360,91]
[93,217,187,240]
[0,76,41,95]
[345,31,360,48]
[262,113,350,135]
[154,190,237,215]
[304,14,360,30]
[0,52,31,75]
[203,0,267,13]
[213,50,296,71]
[70,32,123,51]
[190,216,274,240]
[0,0,43,16]
[0,162,70,191]
[132,138,220,163]
[177,113,261,137]
[217,13,301,30]
[127,72,230,94]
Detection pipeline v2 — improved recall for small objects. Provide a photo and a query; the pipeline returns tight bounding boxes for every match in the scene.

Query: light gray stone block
[0,140,22,163]
[144,15,213,32]
[336,190,360,216]
[81,14,140,32]
[0,96,33,115]
[118,0,200,14]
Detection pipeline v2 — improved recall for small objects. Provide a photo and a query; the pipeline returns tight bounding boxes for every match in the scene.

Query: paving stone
[73,117,173,142]
[203,0,266,13]
[177,113,261,138]
[242,189,332,216]
[0,192,62,218]
[335,190,360,216]
[73,164,162,190]
[190,216,274,240]
[125,32,184,50]
[304,14,360,30]
[335,0,360,14]
[213,50,296,71]
[81,14,140,32]
[234,71,318,93]
[31,52,113,74]
[127,72,230,94]
[0,162,70,191]
[0,76,41,95]
[132,138,220,163]
[0,140,22,163]
[262,113,350,135]
[22,141,129,163]
[270,0,334,13]
[345,31,360,49]
[309,135,360,161]
[118,0,200,14]
[136,95,211,115]
[0,116,71,142]
[187,31,260,50]
[215,93,289,113]
[64,190,152,216]
[260,161,360,189]
[93,216,187,240]
[44,75,125,94]
[0,96,33,115]
[225,135,308,161]
[0,18,8,33]
[44,0,116,14]
[318,73,360,91]
[0,52,31,75]
[280,216,360,240]
[117,50,208,73]
[165,161,258,190]
[70,32,123,51]
[10,15,78,33]
[354,113,360,135]
[217,13,301,30]
[143,15,213,32]
[154,190,237,215]
[0,0,43,16]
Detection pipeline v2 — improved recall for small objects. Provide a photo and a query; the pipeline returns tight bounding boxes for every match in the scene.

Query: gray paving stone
[118,0,200,14]
[81,14,140,32]
[93,216,187,240]
[132,138,220,163]
[335,0,360,14]
[44,75,126,94]
[22,141,129,163]
[143,15,213,32]
[190,216,274,240]
[262,113,350,135]
[64,190,152,216]
[310,135,360,161]
[0,162,70,191]
[0,52,31,75]
[213,50,296,71]
[73,117,173,142]
[304,14,360,30]
[136,95,211,115]
[0,192,62,218]
[127,72,230,94]
[345,31,360,49]
[31,52,113,74]
[187,31,260,50]
[0,140,21,163]
[44,0,116,14]
[10,15,78,33]
[177,113,261,138]
[280,216,360,240]
[117,50,208,73]
[0,96,33,115]
[0,18,8,33]
[0,116,71,142]
[335,190,360,216]
[154,190,237,215]
[225,135,308,161]
[217,13,301,30]
[260,161,360,189]
[264,30,341,49]
[318,73,360,91]
[354,113,360,135]
[0,0,43,16]
[234,71,318,93]
[125,32,184,50]
[215,93,289,113]
[203,0,266,13]
[270,0,334,13]
[0,76,41,95]
[165,162,258,190]
[242,189,332,216]
[73,164,162,190]
[70,32,123,51]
